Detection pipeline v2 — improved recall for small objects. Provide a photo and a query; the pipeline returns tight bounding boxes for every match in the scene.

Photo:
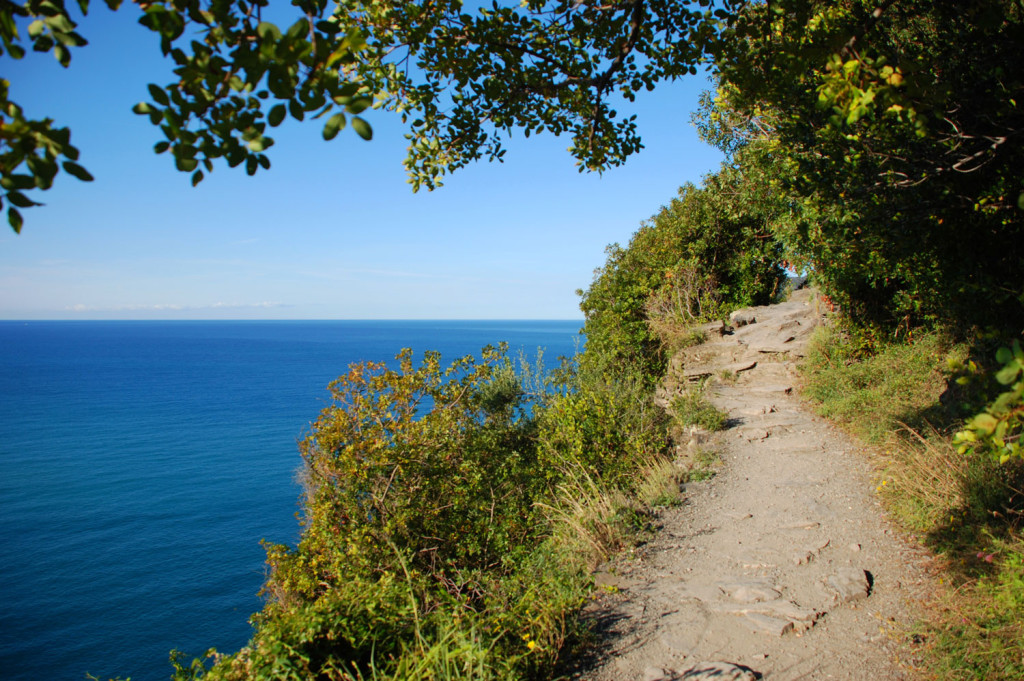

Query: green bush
[170,340,685,680]
[578,167,786,382]
[537,369,669,491]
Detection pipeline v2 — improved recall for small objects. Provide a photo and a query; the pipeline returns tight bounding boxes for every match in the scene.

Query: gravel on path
[570,289,935,681]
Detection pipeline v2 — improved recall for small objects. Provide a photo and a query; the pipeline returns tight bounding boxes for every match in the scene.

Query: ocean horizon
[0,320,582,681]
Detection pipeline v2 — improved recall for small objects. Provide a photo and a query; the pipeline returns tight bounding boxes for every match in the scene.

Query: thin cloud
[66,302,288,312]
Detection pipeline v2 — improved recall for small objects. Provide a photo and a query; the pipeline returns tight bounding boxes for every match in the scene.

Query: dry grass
[537,465,636,567]
[538,455,681,569]
[875,424,969,533]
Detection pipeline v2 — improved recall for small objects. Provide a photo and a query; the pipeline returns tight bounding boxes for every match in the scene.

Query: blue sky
[0,6,723,319]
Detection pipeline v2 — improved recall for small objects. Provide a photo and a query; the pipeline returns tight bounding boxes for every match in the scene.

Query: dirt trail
[572,289,934,681]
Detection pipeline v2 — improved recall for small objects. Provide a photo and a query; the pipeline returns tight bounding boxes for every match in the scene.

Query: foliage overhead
[2,0,734,232]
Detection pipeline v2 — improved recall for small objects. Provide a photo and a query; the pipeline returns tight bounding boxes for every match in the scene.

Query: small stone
[719,580,781,603]
[727,360,758,374]
[745,612,795,637]
[765,601,819,623]
[680,661,758,680]
[849,543,862,552]
[729,311,758,327]
[827,567,871,603]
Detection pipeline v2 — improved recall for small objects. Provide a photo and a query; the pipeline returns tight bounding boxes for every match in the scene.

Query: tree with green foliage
[6,0,1023,339]
[224,344,547,679]
[707,0,1024,336]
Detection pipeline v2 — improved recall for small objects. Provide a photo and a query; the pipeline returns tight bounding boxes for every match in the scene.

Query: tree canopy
[708,0,1024,334]
[1,0,729,233]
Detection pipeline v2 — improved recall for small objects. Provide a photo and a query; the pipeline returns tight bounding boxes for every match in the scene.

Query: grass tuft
[670,382,728,432]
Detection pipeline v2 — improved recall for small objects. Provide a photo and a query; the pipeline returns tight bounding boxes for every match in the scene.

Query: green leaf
[148,84,169,106]
[995,363,1022,386]
[351,116,372,141]
[175,157,199,172]
[256,22,281,41]
[62,161,94,182]
[6,191,40,208]
[315,20,341,35]
[46,14,76,33]
[972,413,999,434]
[267,103,286,127]
[286,18,310,40]
[8,207,23,234]
[55,31,88,48]
[191,170,204,187]
[1,174,36,191]
[345,97,371,115]
[54,44,70,67]
[61,139,79,160]
[322,112,346,140]
[133,102,156,115]
[248,136,274,152]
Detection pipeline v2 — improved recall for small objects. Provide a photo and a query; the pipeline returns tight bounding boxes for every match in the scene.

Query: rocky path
[572,289,933,681]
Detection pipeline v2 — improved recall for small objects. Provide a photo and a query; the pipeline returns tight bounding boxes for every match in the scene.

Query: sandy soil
[568,289,935,681]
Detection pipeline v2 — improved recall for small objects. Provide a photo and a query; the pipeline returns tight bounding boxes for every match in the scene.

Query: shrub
[175,340,685,681]
[578,168,787,383]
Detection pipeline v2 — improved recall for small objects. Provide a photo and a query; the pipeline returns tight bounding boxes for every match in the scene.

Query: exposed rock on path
[573,289,933,680]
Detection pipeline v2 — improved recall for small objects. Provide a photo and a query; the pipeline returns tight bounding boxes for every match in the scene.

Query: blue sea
[0,320,582,681]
